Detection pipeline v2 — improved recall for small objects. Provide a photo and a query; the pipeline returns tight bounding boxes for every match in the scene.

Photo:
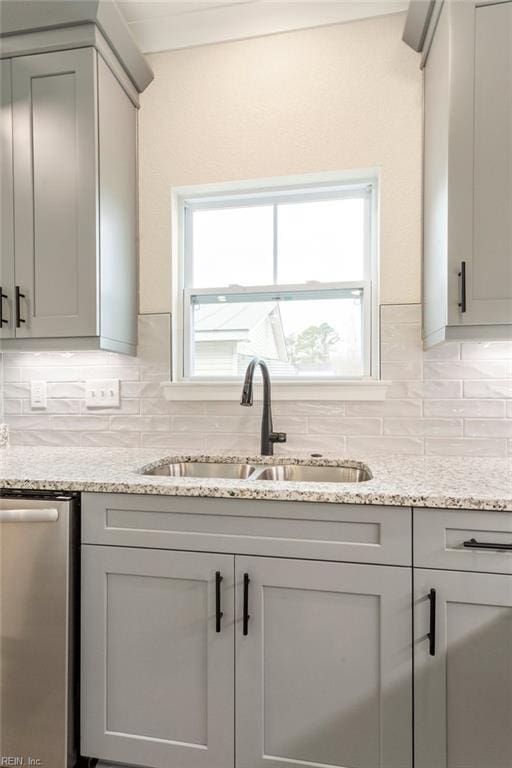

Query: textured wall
[138,12,422,313]
[2,308,511,456]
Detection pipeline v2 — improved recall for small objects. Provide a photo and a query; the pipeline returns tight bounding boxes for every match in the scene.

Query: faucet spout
[240,357,287,456]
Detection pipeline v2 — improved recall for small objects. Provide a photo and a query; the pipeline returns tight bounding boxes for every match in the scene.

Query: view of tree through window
[182,184,373,379]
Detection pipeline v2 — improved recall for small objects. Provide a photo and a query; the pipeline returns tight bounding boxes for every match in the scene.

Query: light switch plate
[85,379,120,409]
[30,380,47,409]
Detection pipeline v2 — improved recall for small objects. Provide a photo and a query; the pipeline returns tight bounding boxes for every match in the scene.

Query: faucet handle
[270,431,287,444]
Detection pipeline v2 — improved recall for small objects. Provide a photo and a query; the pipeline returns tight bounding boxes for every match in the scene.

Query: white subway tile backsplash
[386,380,462,399]
[346,400,422,417]
[4,400,22,415]
[461,342,512,360]
[380,322,421,342]
[140,433,205,450]
[9,430,82,447]
[425,438,508,457]
[383,418,462,436]
[424,360,509,380]
[309,417,382,436]
[380,341,422,362]
[422,343,461,360]
[24,399,81,414]
[50,416,110,431]
[464,420,512,438]
[2,308,511,457]
[346,436,424,455]
[463,380,512,399]
[81,431,142,448]
[380,304,421,324]
[111,416,171,432]
[381,361,423,381]
[423,399,506,418]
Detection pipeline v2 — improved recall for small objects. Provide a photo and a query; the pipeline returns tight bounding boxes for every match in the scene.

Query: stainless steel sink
[141,460,371,483]
[254,464,371,483]
[142,462,257,479]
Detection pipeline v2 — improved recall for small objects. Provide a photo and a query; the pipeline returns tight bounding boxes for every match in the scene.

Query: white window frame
[166,170,387,401]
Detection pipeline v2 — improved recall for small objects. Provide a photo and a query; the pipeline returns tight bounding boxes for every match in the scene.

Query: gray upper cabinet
[0,9,151,354]
[414,568,512,768]
[11,48,99,341]
[0,58,14,340]
[419,0,512,347]
[236,556,412,768]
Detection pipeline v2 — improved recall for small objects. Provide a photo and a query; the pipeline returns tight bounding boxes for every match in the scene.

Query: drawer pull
[243,573,250,636]
[428,588,436,657]
[215,571,223,633]
[463,537,512,552]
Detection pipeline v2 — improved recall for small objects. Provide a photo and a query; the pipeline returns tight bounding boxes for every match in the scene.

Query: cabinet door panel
[472,1,512,319]
[415,569,512,768]
[0,58,14,339]
[448,1,512,327]
[81,546,234,768]
[236,557,412,768]
[12,48,97,338]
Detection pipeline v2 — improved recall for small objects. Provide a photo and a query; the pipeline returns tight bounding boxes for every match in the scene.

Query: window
[174,176,378,384]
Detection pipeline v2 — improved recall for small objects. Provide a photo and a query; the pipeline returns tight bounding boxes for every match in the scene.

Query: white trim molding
[162,379,391,402]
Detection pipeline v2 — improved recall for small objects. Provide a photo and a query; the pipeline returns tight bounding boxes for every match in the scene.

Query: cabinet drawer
[414,508,512,574]
[82,493,411,566]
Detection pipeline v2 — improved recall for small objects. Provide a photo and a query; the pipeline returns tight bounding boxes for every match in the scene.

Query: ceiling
[116,1,409,54]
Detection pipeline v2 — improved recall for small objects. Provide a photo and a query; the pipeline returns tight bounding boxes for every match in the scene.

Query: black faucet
[240,357,287,456]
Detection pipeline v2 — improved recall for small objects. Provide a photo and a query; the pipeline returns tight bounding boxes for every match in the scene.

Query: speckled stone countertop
[1,447,511,510]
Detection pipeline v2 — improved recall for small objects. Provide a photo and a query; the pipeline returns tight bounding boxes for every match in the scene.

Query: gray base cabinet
[236,556,412,768]
[81,545,235,768]
[81,494,413,768]
[414,569,512,768]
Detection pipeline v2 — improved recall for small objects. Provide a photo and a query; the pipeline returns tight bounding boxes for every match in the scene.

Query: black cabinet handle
[428,588,436,657]
[15,286,25,328]
[463,537,512,552]
[243,573,250,636]
[0,287,7,327]
[215,571,223,633]
[458,261,466,313]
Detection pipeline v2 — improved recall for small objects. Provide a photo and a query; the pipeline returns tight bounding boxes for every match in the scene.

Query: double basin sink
[143,461,371,484]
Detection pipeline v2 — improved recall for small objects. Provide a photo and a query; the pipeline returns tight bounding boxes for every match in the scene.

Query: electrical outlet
[85,379,120,409]
[30,380,47,409]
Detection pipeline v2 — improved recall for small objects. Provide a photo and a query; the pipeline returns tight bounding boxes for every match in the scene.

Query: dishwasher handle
[0,508,59,523]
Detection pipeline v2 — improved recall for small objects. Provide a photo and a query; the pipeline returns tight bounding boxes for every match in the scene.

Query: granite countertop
[0,447,511,511]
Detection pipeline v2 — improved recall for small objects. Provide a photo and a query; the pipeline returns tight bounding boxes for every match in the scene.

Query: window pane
[277,198,366,283]
[190,291,364,378]
[192,206,274,287]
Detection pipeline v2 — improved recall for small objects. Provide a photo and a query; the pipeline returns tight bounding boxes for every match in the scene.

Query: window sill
[162,380,390,401]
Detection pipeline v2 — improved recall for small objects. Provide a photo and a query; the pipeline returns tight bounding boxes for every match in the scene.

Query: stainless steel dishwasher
[0,489,79,768]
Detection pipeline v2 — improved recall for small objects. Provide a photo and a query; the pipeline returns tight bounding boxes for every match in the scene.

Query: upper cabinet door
[414,568,512,768]
[0,58,15,339]
[11,48,98,338]
[81,545,235,768]
[448,0,512,327]
[236,556,412,768]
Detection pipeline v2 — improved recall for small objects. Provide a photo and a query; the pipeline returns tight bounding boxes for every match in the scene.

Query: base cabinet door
[81,545,235,768]
[414,569,512,768]
[235,556,412,768]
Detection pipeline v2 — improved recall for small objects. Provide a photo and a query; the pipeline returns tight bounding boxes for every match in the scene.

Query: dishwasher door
[0,494,77,768]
